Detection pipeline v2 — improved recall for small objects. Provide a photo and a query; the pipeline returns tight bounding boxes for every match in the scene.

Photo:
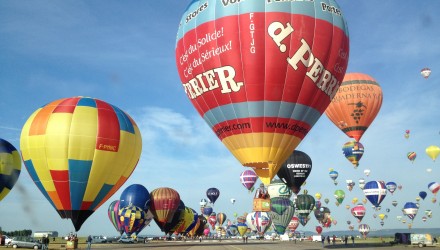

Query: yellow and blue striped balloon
[20,97,142,231]
[0,138,21,202]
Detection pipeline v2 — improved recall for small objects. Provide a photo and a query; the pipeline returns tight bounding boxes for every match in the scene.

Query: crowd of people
[321,234,355,247]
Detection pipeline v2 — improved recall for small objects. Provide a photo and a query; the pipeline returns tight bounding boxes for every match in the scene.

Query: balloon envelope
[277,150,312,194]
[20,97,142,231]
[206,187,220,204]
[426,145,440,161]
[325,73,383,142]
[149,187,181,232]
[342,141,364,167]
[0,138,21,202]
[108,200,123,234]
[119,205,147,237]
[421,68,431,79]
[119,184,150,211]
[175,0,349,185]
[363,181,387,208]
[240,170,258,191]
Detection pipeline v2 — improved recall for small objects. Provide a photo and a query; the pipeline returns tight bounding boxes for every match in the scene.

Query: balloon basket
[66,240,78,249]
[253,198,270,212]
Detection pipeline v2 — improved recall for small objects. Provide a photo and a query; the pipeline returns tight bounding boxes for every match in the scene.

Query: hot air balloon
[329,170,339,185]
[200,198,208,208]
[392,201,398,207]
[324,198,330,204]
[428,182,440,196]
[119,184,150,211]
[432,197,437,204]
[351,197,359,205]
[149,187,181,232]
[288,216,300,232]
[108,200,123,235]
[206,187,220,204]
[267,179,292,198]
[403,202,418,221]
[425,210,432,218]
[364,169,371,177]
[316,226,323,235]
[315,193,322,201]
[172,206,196,234]
[175,0,350,185]
[404,130,410,139]
[295,191,315,220]
[358,224,370,239]
[239,170,258,192]
[421,68,431,79]
[363,181,387,208]
[249,211,272,235]
[184,208,200,234]
[407,152,417,163]
[378,213,386,221]
[230,198,236,205]
[325,73,383,142]
[217,212,227,226]
[359,178,366,190]
[208,212,217,229]
[20,97,142,231]
[268,197,295,235]
[342,141,364,167]
[398,184,403,190]
[237,223,248,237]
[0,138,21,202]
[277,150,312,194]
[202,205,213,216]
[119,205,147,236]
[334,190,345,204]
[426,145,440,161]
[346,180,355,191]
[314,207,331,225]
[422,216,427,222]
[419,191,427,200]
[351,204,366,222]
[385,182,397,194]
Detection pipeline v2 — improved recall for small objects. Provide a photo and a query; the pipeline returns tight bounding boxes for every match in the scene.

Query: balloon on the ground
[20,97,142,231]
[119,205,147,236]
[0,138,21,202]
[149,187,181,232]
[119,184,150,210]
[277,150,312,194]
[342,141,364,167]
[108,200,123,235]
[237,223,248,237]
[288,216,300,232]
[363,181,387,208]
[325,73,383,142]
[268,197,295,235]
[249,211,272,235]
[175,0,349,185]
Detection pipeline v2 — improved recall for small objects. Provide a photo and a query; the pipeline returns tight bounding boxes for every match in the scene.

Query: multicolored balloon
[428,182,440,196]
[239,170,258,191]
[342,141,364,167]
[358,224,370,238]
[385,182,397,194]
[20,97,142,231]
[149,187,181,232]
[325,73,383,142]
[175,0,349,185]
[0,138,21,202]
[407,152,417,163]
[119,205,147,236]
[108,200,123,235]
[268,197,295,235]
[351,204,366,222]
[403,202,418,221]
[363,181,387,208]
[267,179,292,199]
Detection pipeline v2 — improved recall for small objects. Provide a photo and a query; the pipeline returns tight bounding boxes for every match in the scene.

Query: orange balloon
[325,73,383,141]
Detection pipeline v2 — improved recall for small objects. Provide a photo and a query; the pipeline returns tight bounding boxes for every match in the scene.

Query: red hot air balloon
[240,170,258,191]
[175,0,349,185]
[149,187,181,232]
[288,216,300,232]
[316,226,323,235]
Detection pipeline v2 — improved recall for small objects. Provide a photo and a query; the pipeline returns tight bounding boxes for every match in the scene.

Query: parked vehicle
[118,236,134,243]
[90,235,107,243]
[4,235,12,245]
[411,234,434,248]
[10,236,42,249]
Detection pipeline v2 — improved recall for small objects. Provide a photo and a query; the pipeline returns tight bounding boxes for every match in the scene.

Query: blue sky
[1,0,439,237]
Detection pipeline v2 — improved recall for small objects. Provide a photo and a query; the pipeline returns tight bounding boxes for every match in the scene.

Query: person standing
[45,235,50,250]
[87,235,92,250]
[326,235,330,244]
[351,235,355,246]
[321,235,325,247]
[332,235,336,245]
[344,235,348,245]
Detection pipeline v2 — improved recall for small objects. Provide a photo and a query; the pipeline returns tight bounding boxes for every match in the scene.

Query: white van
[312,235,323,242]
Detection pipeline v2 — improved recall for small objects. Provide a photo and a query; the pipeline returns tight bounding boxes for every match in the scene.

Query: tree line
[0,229,32,237]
